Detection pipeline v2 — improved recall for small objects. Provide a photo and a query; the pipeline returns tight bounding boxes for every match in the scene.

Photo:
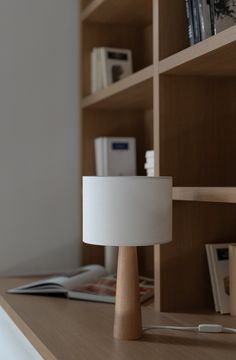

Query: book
[8,264,154,304]
[192,0,202,43]
[198,0,213,39]
[212,0,236,34]
[185,0,213,45]
[94,137,136,176]
[206,243,234,314]
[205,244,220,311]
[186,0,195,45]
[90,47,133,93]
[100,47,132,87]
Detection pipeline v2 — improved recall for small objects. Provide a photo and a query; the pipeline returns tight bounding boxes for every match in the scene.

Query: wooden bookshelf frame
[80,0,236,313]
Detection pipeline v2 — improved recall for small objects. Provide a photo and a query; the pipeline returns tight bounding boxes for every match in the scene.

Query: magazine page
[8,265,107,294]
[68,275,154,304]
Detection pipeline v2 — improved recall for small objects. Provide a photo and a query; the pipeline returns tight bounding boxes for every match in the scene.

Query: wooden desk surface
[1,277,236,360]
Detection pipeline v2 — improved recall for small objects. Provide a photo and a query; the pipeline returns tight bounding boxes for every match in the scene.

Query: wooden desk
[1,278,236,360]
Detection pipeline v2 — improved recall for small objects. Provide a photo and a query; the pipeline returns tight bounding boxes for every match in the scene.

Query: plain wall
[0,0,80,275]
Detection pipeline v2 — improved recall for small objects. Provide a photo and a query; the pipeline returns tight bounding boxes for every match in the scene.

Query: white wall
[0,0,80,275]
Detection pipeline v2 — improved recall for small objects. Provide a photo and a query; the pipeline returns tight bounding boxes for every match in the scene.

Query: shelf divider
[173,187,236,204]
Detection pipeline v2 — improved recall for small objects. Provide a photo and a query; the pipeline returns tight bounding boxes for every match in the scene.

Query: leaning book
[8,265,154,304]
[206,243,235,314]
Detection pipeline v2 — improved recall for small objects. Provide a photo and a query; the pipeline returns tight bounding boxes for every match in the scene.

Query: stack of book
[185,0,236,45]
[145,150,154,177]
[206,243,234,314]
[91,47,133,94]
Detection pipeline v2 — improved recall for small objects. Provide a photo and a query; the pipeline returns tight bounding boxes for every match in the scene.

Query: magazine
[206,243,234,314]
[8,265,154,304]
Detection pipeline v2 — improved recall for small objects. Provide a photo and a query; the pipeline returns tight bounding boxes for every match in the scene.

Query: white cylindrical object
[105,246,118,274]
[83,176,172,247]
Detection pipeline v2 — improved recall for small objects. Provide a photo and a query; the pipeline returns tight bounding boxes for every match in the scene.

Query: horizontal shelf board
[81,0,152,26]
[159,25,236,76]
[173,187,236,204]
[82,65,153,110]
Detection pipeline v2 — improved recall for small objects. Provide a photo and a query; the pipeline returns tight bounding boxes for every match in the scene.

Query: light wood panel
[159,75,236,186]
[160,201,236,312]
[0,296,55,360]
[81,0,152,26]
[158,0,189,60]
[173,187,236,204]
[2,279,236,360]
[82,65,153,110]
[159,24,236,76]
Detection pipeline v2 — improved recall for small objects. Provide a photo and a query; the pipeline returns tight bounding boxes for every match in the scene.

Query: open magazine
[8,265,154,304]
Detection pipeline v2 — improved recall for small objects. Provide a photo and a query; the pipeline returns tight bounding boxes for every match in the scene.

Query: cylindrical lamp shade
[83,176,172,247]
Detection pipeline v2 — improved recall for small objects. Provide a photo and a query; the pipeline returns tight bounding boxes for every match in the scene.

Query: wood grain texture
[229,245,236,316]
[2,278,236,360]
[159,25,236,76]
[81,0,152,26]
[0,296,56,360]
[160,201,236,312]
[153,0,161,311]
[173,187,236,204]
[158,0,189,60]
[159,76,236,186]
[114,247,142,340]
[82,66,153,110]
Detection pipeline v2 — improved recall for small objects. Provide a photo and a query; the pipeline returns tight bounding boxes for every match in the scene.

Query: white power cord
[143,324,236,334]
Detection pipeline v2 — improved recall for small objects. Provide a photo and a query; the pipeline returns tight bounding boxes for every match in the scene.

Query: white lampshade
[83,176,172,247]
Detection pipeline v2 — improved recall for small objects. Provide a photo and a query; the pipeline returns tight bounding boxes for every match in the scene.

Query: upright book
[90,47,133,93]
[95,137,136,176]
[206,243,235,314]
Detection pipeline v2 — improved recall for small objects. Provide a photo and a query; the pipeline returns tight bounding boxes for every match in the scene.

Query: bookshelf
[80,0,236,313]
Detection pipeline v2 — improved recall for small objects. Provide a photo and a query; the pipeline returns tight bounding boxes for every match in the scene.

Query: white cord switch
[198,324,223,333]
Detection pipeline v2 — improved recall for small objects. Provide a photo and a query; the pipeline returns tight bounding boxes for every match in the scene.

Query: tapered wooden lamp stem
[114,246,142,340]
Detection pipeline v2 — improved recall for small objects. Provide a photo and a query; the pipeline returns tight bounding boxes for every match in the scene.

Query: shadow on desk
[142,332,236,350]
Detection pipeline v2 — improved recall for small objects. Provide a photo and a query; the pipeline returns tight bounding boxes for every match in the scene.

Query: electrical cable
[143,324,236,334]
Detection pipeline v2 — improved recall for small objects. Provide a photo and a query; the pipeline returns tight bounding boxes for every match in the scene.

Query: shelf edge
[159,25,236,75]
[173,187,236,204]
[82,65,153,109]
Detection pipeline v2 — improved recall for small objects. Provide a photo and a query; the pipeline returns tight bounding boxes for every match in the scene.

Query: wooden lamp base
[114,246,142,340]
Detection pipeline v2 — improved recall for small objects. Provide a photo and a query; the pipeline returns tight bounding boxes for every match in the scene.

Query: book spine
[192,0,201,43]
[185,0,195,45]
[209,0,216,35]
[198,0,206,40]
[91,48,97,94]
[206,245,219,312]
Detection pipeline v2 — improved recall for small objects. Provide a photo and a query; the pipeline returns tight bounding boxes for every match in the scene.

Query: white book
[144,163,154,170]
[209,243,234,314]
[145,150,154,159]
[97,48,103,91]
[91,48,97,94]
[205,244,220,312]
[95,137,136,176]
[100,47,132,87]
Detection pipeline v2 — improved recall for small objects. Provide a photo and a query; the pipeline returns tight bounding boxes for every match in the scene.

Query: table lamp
[83,176,172,340]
